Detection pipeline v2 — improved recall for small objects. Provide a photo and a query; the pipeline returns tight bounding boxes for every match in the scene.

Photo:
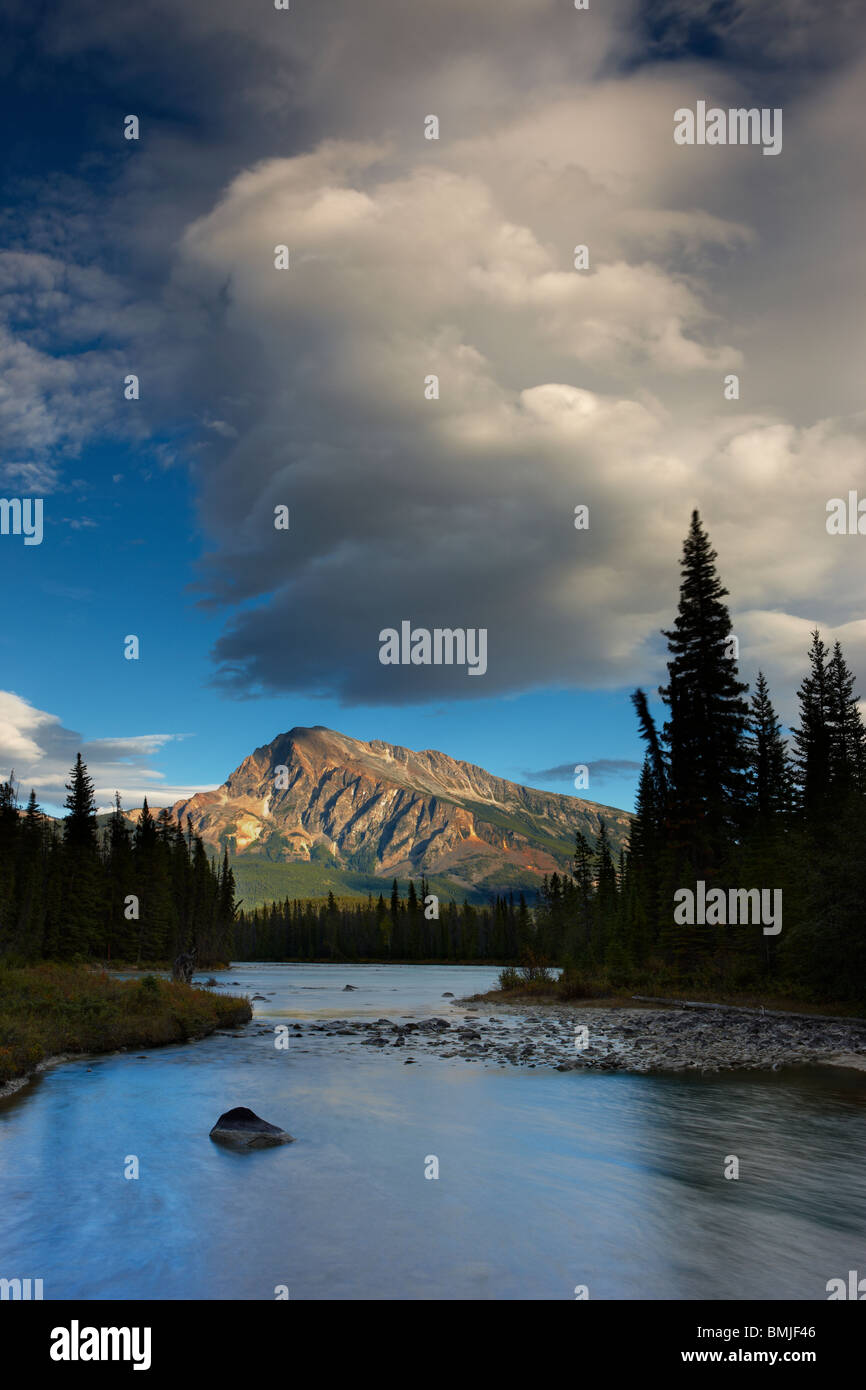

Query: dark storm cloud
[5,0,866,711]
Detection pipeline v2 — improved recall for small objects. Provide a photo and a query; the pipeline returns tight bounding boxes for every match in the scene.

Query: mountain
[169,726,631,905]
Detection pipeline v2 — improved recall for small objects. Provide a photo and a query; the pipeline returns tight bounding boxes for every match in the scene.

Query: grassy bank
[470,965,866,1018]
[0,964,252,1087]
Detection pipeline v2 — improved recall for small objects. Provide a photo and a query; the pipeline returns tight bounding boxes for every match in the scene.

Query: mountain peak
[170,727,629,898]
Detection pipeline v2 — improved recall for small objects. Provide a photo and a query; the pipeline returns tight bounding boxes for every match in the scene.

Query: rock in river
[209,1107,294,1149]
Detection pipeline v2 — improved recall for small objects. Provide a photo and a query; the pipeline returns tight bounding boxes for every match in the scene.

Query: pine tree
[572,830,595,959]
[622,758,659,965]
[17,790,48,957]
[60,755,103,957]
[659,511,750,863]
[746,671,791,824]
[826,641,866,797]
[63,754,98,851]
[106,793,134,958]
[791,629,831,819]
[595,820,618,932]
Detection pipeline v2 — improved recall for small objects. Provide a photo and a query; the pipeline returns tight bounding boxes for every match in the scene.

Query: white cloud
[0,692,215,811]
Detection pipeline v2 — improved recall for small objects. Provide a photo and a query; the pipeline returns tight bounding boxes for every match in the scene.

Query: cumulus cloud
[5,0,866,716]
[0,692,214,812]
[168,107,866,704]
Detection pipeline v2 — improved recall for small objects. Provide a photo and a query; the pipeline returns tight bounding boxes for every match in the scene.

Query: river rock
[209,1107,294,1148]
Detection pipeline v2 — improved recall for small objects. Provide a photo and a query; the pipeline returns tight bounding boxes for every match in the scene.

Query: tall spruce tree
[791,631,832,817]
[658,511,750,869]
[60,754,103,957]
[826,641,866,797]
[63,753,98,851]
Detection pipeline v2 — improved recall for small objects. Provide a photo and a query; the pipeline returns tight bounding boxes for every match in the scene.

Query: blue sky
[2,0,865,817]
[4,429,651,810]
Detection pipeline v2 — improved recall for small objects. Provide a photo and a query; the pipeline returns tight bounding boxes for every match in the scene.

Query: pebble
[276,1000,866,1074]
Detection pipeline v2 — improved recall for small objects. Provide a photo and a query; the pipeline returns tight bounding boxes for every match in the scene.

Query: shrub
[497,966,521,991]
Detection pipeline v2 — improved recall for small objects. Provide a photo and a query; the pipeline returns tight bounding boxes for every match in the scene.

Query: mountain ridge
[167,725,631,901]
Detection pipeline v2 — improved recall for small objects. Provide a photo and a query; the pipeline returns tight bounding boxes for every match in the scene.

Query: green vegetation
[491,962,864,1015]
[0,759,237,967]
[0,963,251,1087]
[234,880,532,960]
[521,511,866,1009]
[231,855,501,910]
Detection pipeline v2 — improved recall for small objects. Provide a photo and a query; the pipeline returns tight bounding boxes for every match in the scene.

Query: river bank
[0,964,251,1097]
[282,991,866,1072]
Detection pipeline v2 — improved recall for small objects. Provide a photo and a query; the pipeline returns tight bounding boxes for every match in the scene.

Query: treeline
[537,511,866,1003]
[0,754,236,968]
[233,880,532,961]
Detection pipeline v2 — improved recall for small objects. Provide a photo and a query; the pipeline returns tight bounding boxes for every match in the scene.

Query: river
[1,963,865,1300]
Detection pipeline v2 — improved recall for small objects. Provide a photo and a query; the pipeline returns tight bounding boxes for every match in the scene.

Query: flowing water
[1,963,865,1300]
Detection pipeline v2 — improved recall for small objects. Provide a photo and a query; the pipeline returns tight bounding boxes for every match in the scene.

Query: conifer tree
[0,774,19,947]
[659,511,750,863]
[826,641,866,797]
[595,820,618,931]
[791,630,832,817]
[63,754,98,851]
[746,671,791,824]
[60,755,103,957]
[572,829,595,959]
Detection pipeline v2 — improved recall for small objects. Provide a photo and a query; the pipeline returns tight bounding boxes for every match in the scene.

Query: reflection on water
[1,964,864,1300]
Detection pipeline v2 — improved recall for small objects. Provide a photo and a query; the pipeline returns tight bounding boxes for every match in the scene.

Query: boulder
[209,1107,294,1149]
[442,992,454,998]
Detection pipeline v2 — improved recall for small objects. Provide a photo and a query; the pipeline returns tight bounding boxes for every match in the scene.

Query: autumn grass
[0,963,252,1087]
[466,962,866,1017]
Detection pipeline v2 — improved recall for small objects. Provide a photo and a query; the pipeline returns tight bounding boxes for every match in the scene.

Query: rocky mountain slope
[169,726,631,897]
